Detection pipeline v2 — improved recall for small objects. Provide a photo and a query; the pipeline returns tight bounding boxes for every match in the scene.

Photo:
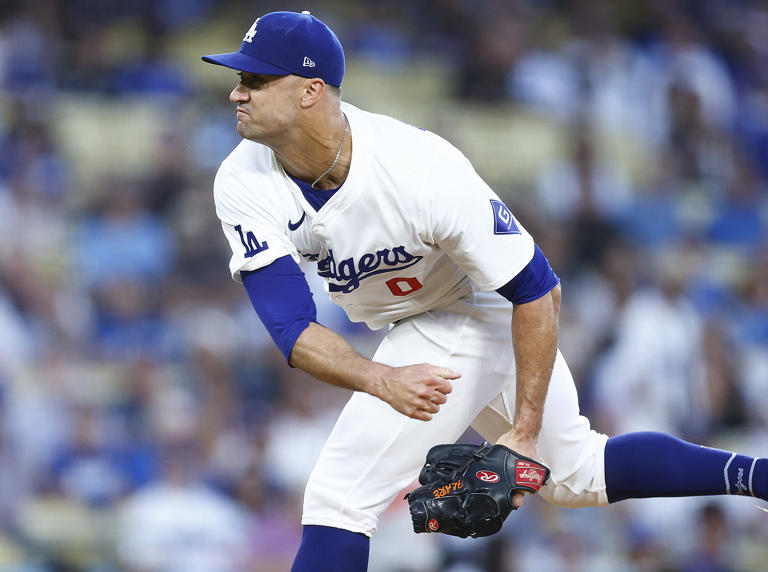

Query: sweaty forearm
[289,322,459,421]
[289,322,390,397]
[509,284,560,443]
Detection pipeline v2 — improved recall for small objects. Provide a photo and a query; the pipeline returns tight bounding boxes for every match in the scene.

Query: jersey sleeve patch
[234,224,269,258]
[490,199,521,235]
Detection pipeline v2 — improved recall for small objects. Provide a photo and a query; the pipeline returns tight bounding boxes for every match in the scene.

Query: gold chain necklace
[311,113,349,189]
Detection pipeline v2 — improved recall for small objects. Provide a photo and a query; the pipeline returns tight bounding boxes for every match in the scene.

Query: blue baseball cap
[202,11,345,87]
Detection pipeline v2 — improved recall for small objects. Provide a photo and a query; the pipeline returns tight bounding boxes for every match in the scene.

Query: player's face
[229,72,304,142]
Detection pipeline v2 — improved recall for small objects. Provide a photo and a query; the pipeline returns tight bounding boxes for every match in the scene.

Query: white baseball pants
[301,290,609,536]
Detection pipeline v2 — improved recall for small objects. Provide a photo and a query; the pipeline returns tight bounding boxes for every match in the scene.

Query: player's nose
[229,83,249,103]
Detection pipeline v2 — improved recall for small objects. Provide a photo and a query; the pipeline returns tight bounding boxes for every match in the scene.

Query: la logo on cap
[243,18,259,43]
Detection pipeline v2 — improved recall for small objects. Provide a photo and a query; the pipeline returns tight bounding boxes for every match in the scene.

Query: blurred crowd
[2,0,768,570]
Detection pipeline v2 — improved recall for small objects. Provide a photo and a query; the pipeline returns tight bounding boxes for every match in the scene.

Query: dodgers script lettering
[317,245,423,293]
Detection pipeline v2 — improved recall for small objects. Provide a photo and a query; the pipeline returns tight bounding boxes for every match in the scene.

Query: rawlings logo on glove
[405,443,550,538]
[515,461,547,489]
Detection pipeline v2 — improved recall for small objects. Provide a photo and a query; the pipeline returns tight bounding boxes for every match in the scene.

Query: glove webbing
[435,442,494,483]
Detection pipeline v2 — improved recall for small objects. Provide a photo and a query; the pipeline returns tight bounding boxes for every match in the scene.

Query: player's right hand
[376,364,459,421]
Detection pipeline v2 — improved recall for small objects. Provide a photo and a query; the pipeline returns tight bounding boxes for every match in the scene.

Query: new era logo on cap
[201,10,345,86]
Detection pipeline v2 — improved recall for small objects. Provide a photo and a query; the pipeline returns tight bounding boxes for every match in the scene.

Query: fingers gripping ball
[405,443,550,538]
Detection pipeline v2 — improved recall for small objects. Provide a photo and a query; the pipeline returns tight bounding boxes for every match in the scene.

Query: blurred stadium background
[2,0,768,570]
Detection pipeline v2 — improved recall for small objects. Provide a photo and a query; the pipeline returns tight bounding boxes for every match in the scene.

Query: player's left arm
[493,245,561,507]
[500,283,560,506]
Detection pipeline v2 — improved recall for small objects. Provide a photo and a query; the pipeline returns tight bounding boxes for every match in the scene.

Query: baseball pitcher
[201,11,768,571]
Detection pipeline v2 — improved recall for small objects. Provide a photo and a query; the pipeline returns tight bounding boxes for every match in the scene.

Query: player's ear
[300,78,327,108]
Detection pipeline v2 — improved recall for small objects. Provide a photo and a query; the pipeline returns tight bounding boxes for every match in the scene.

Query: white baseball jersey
[214,102,535,329]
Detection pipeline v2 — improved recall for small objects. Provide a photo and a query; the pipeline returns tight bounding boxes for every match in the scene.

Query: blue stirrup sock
[291,525,370,572]
[605,431,768,503]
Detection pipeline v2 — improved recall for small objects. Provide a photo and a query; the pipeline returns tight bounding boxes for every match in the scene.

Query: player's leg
[604,432,768,501]
[291,525,370,572]
[295,298,517,570]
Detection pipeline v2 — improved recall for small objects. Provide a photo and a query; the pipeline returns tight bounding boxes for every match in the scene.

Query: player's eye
[237,72,263,89]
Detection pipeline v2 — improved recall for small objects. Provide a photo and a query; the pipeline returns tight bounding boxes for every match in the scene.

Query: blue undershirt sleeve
[242,255,318,365]
[496,244,560,304]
